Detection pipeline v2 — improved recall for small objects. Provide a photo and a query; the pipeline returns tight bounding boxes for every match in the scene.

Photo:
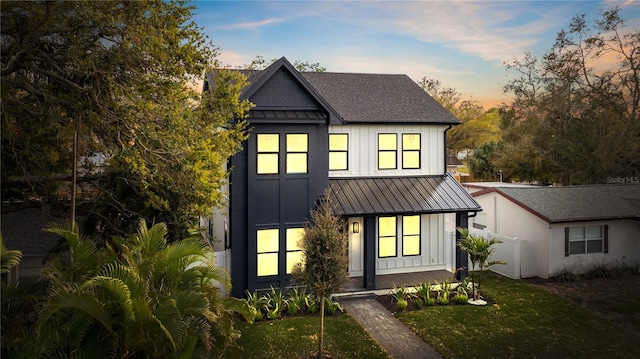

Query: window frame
[285,227,304,275]
[402,133,421,169]
[256,228,279,277]
[402,215,421,256]
[564,225,608,256]
[329,133,349,171]
[378,133,398,170]
[256,134,279,175]
[286,133,308,174]
[378,216,397,258]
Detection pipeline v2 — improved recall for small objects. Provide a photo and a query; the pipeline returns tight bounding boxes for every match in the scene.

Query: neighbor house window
[286,228,304,274]
[402,215,421,256]
[402,134,421,169]
[378,133,397,169]
[329,134,348,170]
[378,216,397,257]
[286,134,308,174]
[257,229,279,276]
[257,134,279,174]
[565,225,608,256]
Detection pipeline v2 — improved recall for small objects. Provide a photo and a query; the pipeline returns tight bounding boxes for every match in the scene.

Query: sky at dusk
[193,0,639,108]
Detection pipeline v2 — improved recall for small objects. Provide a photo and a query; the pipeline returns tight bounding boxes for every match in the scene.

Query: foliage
[553,267,581,282]
[1,1,250,239]
[468,141,503,181]
[291,192,348,359]
[397,272,640,358]
[418,78,501,152]
[435,280,452,305]
[414,282,436,306]
[390,283,409,302]
[457,228,506,300]
[2,220,248,358]
[499,6,640,184]
[0,234,22,276]
[243,55,327,72]
[244,291,266,321]
[454,285,469,304]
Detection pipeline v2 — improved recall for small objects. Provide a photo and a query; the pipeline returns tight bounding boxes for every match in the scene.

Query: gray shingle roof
[329,174,480,216]
[490,184,640,223]
[302,72,460,124]
[206,57,460,125]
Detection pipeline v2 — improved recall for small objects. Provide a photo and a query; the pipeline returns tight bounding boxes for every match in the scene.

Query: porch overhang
[328,174,481,216]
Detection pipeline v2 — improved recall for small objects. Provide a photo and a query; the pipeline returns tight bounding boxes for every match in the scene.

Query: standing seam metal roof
[328,175,480,216]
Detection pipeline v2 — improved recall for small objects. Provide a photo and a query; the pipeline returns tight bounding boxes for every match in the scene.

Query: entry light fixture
[352,221,360,234]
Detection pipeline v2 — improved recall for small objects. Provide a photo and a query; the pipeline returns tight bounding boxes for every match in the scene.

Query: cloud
[226,17,288,30]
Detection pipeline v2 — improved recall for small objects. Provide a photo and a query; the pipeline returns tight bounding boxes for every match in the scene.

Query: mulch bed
[376,292,496,314]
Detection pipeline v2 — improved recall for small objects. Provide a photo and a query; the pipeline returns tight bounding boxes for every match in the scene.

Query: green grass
[230,315,389,358]
[396,272,640,359]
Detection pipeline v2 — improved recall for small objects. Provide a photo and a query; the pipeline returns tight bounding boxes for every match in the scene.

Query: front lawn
[396,272,640,358]
[230,315,389,358]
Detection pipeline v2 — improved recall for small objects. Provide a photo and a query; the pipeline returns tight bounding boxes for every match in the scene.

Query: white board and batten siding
[348,213,451,277]
[328,124,447,177]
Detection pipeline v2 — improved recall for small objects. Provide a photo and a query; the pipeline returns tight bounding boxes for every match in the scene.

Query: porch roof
[328,174,480,216]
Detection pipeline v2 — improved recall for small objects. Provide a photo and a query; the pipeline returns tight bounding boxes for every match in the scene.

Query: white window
[566,225,607,255]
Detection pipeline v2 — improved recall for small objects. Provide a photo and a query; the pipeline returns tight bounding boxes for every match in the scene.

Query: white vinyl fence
[446,229,520,279]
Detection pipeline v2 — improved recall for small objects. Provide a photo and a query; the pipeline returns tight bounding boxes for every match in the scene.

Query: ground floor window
[257,229,279,276]
[566,225,608,255]
[286,228,304,274]
[257,227,305,277]
[402,215,421,256]
[378,216,397,257]
[378,215,423,258]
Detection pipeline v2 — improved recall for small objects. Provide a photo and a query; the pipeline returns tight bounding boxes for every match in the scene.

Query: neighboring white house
[467,183,640,278]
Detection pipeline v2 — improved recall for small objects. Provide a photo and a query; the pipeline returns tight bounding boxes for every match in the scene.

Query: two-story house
[205,57,480,297]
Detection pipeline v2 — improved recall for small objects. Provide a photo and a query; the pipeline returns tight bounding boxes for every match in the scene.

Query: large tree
[418,78,501,152]
[1,0,250,239]
[499,6,639,185]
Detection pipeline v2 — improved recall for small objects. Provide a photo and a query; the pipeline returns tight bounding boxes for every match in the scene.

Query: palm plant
[1,234,22,276]
[457,227,506,301]
[9,220,248,359]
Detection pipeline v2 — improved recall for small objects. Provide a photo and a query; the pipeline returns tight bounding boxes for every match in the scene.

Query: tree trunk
[71,116,79,225]
[318,296,324,359]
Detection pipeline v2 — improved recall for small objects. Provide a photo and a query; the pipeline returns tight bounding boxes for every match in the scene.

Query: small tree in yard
[292,193,348,359]
[457,228,505,304]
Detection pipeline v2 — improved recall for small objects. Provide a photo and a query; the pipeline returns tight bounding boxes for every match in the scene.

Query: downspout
[443,124,453,174]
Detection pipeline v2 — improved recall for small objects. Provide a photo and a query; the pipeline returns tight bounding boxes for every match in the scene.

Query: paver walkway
[338,295,443,359]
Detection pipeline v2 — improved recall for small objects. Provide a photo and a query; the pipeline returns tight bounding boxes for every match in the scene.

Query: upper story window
[378,133,397,170]
[402,134,421,169]
[257,134,279,174]
[286,134,308,174]
[329,134,348,170]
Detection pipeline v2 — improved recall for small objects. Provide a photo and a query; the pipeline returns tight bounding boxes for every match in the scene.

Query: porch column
[455,212,469,280]
[363,216,376,290]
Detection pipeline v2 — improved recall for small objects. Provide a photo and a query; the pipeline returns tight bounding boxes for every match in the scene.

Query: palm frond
[1,234,23,274]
